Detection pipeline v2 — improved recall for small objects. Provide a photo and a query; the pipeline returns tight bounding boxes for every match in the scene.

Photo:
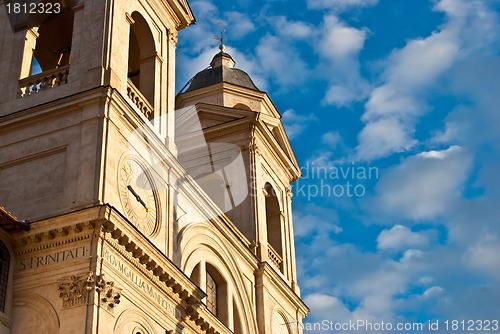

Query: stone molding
[13,206,236,333]
[95,274,122,309]
[58,272,122,310]
[168,30,178,45]
[15,225,93,256]
[104,233,181,304]
[125,12,135,25]
[58,272,95,308]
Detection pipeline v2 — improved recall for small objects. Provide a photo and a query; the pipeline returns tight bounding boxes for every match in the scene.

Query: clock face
[118,158,159,236]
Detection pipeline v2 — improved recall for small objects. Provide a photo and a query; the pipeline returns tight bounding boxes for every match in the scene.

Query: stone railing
[18,65,69,97]
[126,81,153,120]
[268,245,283,272]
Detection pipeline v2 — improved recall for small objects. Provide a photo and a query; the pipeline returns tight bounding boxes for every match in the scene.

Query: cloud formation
[308,0,378,11]
[372,146,472,221]
[356,0,499,160]
[318,15,370,106]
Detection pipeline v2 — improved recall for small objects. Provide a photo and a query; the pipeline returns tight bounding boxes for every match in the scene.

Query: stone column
[165,29,178,155]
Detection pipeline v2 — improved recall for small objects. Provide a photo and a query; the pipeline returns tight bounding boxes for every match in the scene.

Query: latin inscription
[103,249,181,320]
[18,245,89,272]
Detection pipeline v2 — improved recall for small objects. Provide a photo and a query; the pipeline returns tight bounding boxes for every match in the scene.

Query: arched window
[272,312,291,334]
[189,262,229,325]
[19,9,74,96]
[0,241,10,313]
[127,12,156,114]
[264,183,283,272]
[205,263,228,321]
[32,9,75,74]
[206,271,217,315]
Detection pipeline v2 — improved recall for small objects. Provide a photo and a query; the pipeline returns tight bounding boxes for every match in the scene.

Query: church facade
[0,0,308,333]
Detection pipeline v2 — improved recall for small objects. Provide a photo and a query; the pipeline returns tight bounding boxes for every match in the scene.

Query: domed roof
[184,52,260,92]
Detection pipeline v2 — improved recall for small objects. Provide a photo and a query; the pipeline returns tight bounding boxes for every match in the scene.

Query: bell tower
[176,47,306,333]
[0,0,194,222]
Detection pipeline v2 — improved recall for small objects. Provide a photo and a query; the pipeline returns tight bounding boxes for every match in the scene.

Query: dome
[184,52,260,92]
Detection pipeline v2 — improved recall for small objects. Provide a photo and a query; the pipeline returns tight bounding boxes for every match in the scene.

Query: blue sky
[176,0,500,331]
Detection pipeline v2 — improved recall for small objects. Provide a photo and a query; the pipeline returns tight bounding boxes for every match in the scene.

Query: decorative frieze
[58,272,95,308]
[168,30,178,45]
[58,272,122,310]
[96,274,122,309]
[18,245,90,272]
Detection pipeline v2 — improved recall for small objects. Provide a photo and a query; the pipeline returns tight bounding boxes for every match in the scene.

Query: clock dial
[118,158,159,236]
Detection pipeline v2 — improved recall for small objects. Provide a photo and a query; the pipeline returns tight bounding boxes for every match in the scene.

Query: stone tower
[176,49,307,333]
[0,0,307,332]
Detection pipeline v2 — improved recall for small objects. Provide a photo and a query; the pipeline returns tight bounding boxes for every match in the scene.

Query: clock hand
[127,185,150,212]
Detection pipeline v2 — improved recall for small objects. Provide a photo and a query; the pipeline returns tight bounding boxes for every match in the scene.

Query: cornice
[256,262,309,316]
[175,101,301,181]
[0,86,109,129]
[15,223,93,256]
[101,207,233,333]
[176,83,282,119]
[253,129,301,182]
[13,205,229,333]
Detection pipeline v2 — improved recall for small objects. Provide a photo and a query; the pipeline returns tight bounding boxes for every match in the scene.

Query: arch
[11,293,60,334]
[272,311,291,334]
[0,241,9,313]
[128,11,156,110]
[264,182,283,269]
[179,224,257,333]
[114,309,157,334]
[206,263,226,318]
[188,260,229,325]
[232,103,253,111]
[32,9,75,73]
[233,299,244,334]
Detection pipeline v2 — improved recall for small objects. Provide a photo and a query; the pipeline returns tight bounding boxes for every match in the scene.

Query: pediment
[259,117,299,174]
[176,103,255,134]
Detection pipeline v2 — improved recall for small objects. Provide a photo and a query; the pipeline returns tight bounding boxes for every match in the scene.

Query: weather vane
[214,20,226,52]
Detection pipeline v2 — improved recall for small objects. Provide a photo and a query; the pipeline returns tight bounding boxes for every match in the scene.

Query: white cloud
[224,11,256,38]
[308,0,378,11]
[178,0,219,53]
[303,294,353,326]
[422,286,444,298]
[382,31,458,89]
[464,235,500,279]
[321,131,342,148]
[271,16,314,40]
[323,85,357,106]
[433,58,500,149]
[293,205,342,238]
[362,86,423,122]
[282,109,316,139]
[355,0,499,160]
[377,225,429,252]
[255,35,309,89]
[372,146,472,220]
[318,15,370,106]
[356,29,458,159]
[356,118,416,161]
[320,16,367,59]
